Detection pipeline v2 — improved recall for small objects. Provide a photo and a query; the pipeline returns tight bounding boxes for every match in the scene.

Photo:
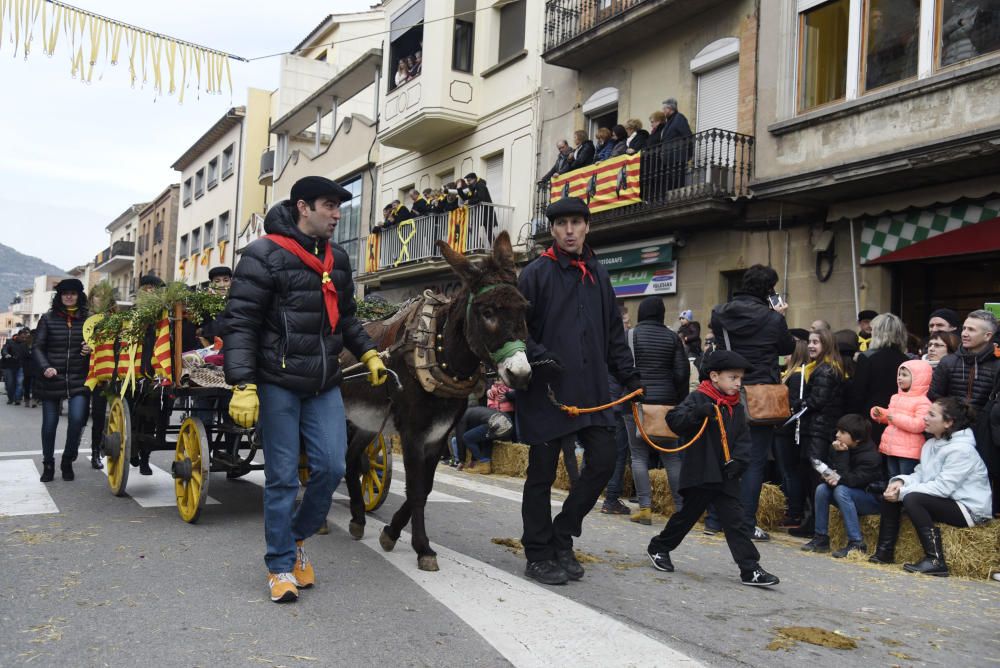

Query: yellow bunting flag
[217,239,228,263]
[200,247,213,267]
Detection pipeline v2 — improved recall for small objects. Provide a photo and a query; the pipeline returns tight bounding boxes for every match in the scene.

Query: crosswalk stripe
[405,462,563,508]
[0,459,59,516]
[326,502,701,668]
[238,469,468,503]
[101,463,220,508]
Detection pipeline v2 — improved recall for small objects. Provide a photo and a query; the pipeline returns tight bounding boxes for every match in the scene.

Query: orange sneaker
[293,540,315,588]
[267,572,298,603]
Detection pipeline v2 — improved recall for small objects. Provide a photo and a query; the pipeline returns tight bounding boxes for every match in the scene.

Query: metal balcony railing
[365,204,514,274]
[543,0,645,52]
[533,128,753,234]
[94,240,136,266]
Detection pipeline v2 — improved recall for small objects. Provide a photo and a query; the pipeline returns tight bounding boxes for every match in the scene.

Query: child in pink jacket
[871,359,933,477]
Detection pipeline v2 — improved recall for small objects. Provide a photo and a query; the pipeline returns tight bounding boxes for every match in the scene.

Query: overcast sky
[0,0,373,271]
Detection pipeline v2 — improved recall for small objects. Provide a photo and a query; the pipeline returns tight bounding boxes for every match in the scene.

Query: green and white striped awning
[860,198,1000,264]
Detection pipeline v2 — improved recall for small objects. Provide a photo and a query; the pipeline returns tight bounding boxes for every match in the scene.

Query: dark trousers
[604,414,630,503]
[648,485,761,573]
[558,435,581,486]
[41,394,89,465]
[773,431,806,518]
[521,426,616,562]
[895,492,971,530]
[90,390,107,454]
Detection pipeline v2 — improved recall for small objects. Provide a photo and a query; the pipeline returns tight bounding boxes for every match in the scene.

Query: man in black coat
[568,130,595,170]
[661,98,693,189]
[517,196,640,586]
[648,350,779,586]
[459,173,496,244]
[223,176,387,604]
[409,189,432,216]
[2,330,29,404]
[710,264,796,541]
[538,140,573,184]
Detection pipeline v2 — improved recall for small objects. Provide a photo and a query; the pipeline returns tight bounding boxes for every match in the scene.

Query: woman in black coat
[800,328,847,466]
[848,313,909,446]
[33,278,91,482]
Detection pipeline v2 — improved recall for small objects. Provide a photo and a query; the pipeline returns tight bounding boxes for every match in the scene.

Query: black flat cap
[290,176,352,204]
[54,278,85,294]
[858,309,878,321]
[208,266,232,280]
[545,196,590,222]
[464,172,478,181]
[139,274,164,288]
[702,349,754,373]
[929,308,961,329]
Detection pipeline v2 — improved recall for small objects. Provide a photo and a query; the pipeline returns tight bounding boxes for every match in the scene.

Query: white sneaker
[752,526,770,542]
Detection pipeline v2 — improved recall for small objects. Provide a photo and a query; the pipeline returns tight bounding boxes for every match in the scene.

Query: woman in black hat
[33,278,91,482]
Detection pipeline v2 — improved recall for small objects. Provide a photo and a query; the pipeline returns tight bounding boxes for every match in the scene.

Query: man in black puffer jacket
[709,265,796,540]
[223,176,386,604]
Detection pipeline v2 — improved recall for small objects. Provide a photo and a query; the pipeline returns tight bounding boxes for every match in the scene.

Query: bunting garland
[0,0,244,97]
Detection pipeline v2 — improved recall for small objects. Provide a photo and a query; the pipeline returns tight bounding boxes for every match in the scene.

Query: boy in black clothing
[647,350,780,586]
[800,414,883,558]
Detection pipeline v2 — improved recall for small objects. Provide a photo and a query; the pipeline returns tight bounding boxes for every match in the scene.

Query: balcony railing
[259,147,275,186]
[364,204,514,275]
[94,240,136,271]
[533,128,753,234]
[544,0,644,52]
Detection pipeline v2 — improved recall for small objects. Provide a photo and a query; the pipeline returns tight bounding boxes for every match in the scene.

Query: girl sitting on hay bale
[870,397,993,577]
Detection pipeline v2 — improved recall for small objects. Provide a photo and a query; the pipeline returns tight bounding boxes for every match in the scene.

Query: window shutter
[695,61,740,132]
[484,154,504,204]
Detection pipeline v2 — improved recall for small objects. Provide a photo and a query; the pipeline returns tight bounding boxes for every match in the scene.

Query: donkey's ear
[492,231,515,269]
[436,240,481,284]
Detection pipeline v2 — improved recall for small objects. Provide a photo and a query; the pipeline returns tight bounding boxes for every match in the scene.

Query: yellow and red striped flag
[85,341,116,391]
[149,311,173,384]
[549,153,641,213]
[447,206,469,252]
[365,233,380,273]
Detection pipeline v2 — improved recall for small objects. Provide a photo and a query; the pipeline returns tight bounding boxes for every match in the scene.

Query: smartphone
[768,293,785,309]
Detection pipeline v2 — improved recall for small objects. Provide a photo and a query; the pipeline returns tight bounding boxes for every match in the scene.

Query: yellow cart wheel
[173,417,210,523]
[104,396,131,497]
[362,433,392,512]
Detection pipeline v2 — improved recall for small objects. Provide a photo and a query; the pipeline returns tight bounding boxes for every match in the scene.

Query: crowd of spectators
[392,49,422,88]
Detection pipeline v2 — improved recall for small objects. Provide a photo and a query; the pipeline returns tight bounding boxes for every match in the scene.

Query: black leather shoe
[40,462,55,483]
[647,550,674,572]
[904,527,949,577]
[139,459,153,476]
[61,460,75,481]
[801,534,831,553]
[91,452,104,470]
[555,549,584,580]
[524,559,569,586]
[832,541,867,558]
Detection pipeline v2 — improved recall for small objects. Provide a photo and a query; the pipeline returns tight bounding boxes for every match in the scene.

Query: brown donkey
[340,231,531,571]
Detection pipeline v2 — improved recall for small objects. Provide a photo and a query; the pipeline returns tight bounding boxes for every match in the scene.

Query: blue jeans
[814,483,881,542]
[464,424,492,461]
[4,367,24,402]
[773,430,805,518]
[886,455,917,478]
[41,394,89,464]
[624,414,683,511]
[605,413,630,502]
[258,383,347,573]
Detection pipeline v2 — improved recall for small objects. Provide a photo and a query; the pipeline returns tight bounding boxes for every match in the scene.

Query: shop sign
[597,244,673,270]
[610,262,677,297]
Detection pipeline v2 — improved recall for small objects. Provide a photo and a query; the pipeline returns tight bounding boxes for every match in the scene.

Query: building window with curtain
[798,0,850,111]
[334,175,364,275]
[939,0,1000,67]
[389,0,424,91]
[498,0,526,62]
[863,0,920,91]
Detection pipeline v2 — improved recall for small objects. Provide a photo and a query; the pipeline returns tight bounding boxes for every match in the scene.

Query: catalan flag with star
[549,152,641,213]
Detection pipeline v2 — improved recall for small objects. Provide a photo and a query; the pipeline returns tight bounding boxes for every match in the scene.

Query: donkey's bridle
[465,282,527,366]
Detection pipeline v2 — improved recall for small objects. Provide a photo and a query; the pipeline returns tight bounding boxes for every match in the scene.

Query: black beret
[54,278,85,294]
[464,172,478,181]
[289,176,352,205]
[545,196,590,223]
[139,274,165,288]
[858,309,878,321]
[929,308,961,329]
[208,266,233,280]
[789,328,810,342]
[701,349,754,373]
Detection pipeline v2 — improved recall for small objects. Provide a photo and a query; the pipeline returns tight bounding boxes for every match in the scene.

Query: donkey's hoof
[379,528,397,552]
[348,520,365,540]
[418,555,440,572]
[316,520,330,535]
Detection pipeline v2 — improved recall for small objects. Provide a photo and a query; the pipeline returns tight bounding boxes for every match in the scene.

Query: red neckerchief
[263,234,340,333]
[696,380,740,416]
[541,245,596,284]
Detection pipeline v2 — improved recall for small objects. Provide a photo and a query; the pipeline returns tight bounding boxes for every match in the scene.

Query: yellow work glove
[229,383,259,428]
[360,349,388,387]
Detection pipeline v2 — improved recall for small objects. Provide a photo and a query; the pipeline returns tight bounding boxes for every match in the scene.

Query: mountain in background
[0,243,66,307]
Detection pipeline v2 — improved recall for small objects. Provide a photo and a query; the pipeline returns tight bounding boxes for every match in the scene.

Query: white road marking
[238,469,468,504]
[101,463,220,508]
[326,502,701,668]
[0,449,65,458]
[0,459,59,516]
[399,462,563,508]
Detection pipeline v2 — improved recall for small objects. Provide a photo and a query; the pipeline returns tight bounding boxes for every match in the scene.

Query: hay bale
[491,440,529,477]
[827,509,1000,579]
[756,483,787,532]
[648,469,676,517]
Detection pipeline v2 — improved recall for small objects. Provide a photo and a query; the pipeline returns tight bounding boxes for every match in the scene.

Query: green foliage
[92,281,227,345]
[356,297,400,322]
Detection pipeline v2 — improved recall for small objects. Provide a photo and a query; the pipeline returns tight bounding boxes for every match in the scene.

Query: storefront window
[938,0,1000,68]
[799,0,850,111]
[863,0,920,90]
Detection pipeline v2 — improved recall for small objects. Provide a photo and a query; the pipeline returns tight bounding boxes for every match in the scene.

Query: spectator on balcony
[624,119,648,155]
[441,184,461,213]
[412,51,422,77]
[539,140,573,184]
[409,189,432,216]
[661,99,693,189]
[647,111,667,146]
[394,59,409,88]
[459,173,493,207]
[594,127,614,162]
[568,130,595,171]
[392,200,414,224]
[609,124,629,157]
[661,98,693,143]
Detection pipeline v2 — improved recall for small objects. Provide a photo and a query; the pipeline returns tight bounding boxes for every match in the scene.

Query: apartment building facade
[95,203,144,304]
[135,184,180,288]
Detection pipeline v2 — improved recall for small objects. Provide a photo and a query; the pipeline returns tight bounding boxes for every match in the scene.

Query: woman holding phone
[33,278,91,482]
